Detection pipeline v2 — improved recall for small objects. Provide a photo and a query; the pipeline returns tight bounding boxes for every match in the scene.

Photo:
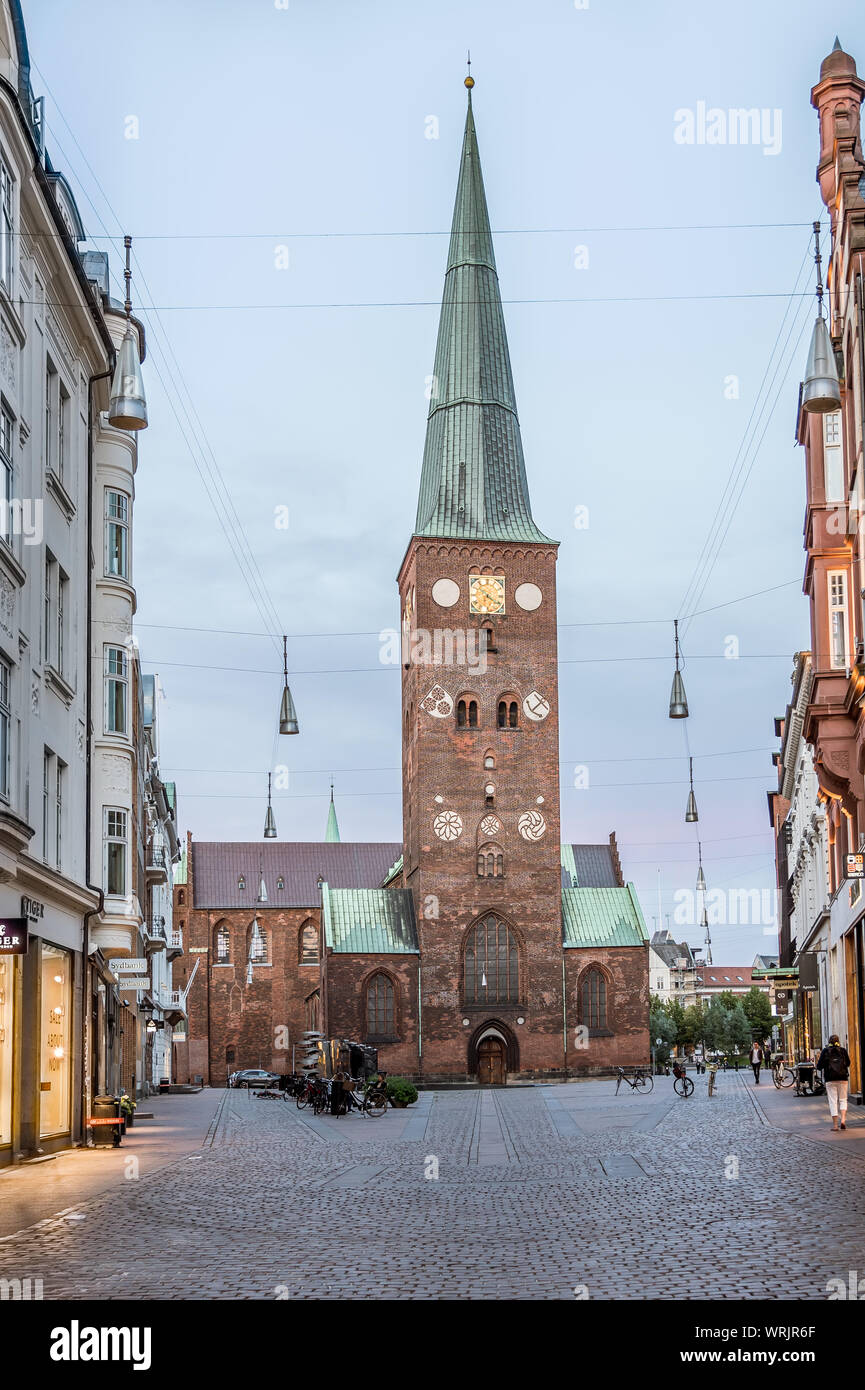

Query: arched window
[481,625,496,653]
[366,973,395,1037]
[300,920,319,965]
[306,991,321,1033]
[464,915,519,1004]
[237,875,245,891]
[214,923,230,963]
[177,889,185,906]
[276,876,284,892]
[476,843,504,878]
[457,697,479,728]
[582,968,607,1030]
[247,919,268,964]
[498,699,519,728]
[483,751,495,770]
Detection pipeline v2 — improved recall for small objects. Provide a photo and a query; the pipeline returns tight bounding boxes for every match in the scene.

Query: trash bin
[91,1094,122,1147]
[159,1078,170,1094]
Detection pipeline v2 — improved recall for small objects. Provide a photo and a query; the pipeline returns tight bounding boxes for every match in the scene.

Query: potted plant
[119,1093,137,1129]
[385,1077,418,1109]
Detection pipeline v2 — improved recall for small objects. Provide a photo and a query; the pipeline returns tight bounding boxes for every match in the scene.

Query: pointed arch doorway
[468,1021,517,1085]
[477,1035,506,1085]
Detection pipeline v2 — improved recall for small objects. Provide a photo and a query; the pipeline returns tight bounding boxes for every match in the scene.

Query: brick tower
[397,80,564,1082]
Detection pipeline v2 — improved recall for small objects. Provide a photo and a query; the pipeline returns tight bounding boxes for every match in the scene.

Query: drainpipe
[81,368,112,1140]
[562,953,568,1078]
[417,961,422,1079]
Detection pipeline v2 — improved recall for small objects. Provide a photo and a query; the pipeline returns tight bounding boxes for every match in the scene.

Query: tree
[716,990,738,1012]
[683,1005,705,1048]
[702,999,728,1051]
[723,1002,751,1054]
[650,1006,677,1061]
[742,985,772,1039]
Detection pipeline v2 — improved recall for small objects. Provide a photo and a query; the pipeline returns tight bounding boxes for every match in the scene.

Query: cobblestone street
[2,1072,864,1301]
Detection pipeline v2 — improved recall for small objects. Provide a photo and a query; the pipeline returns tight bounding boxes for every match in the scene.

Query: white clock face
[432,578,460,608]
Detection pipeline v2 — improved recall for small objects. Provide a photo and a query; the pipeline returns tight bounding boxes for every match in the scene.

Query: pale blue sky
[25,0,864,962]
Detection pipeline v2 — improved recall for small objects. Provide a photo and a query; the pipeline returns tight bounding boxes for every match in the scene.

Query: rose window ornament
[518,809,546,841]
[433,810,463,841]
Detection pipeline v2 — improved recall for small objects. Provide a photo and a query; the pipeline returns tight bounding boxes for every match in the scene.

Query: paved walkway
[0,1089,223,1240]
[0,1072,863,1299]
[733,1068,865,1151]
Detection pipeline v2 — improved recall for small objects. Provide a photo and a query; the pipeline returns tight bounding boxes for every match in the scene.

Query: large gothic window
[582,968,607,1030]
[366,973,395,1037]
[300,920,319,965]
[464,915,519,1004]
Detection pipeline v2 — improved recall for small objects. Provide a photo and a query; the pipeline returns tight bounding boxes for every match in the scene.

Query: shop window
[0,954,11,1145]
[40,943,71,1137]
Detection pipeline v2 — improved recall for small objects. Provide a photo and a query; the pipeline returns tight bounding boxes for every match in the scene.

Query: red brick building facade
[173,86,649,1087]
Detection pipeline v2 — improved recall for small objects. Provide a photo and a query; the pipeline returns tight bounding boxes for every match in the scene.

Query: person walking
[749,1040,763,1084]
[763,1040,773,1071]
[816,1035,851,1131]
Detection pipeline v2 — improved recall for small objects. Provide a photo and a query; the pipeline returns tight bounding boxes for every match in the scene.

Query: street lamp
[802,221,842,414]
[668,619,688,718]
[108,236,148,430]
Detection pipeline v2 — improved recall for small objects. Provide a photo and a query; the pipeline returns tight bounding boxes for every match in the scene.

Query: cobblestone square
[2,1074,863,1301]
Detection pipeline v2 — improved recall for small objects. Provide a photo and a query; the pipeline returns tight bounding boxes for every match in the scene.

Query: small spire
[465,49,474,93]
[833,35,842,51]
[325,782,341,843]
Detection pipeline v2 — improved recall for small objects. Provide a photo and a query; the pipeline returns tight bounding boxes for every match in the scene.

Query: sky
[23,0,864,964]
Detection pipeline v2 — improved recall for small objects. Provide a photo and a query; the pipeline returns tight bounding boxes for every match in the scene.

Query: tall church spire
[414,79,552,544]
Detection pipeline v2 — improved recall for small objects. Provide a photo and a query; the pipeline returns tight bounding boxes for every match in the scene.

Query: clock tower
[398,80,564,1081]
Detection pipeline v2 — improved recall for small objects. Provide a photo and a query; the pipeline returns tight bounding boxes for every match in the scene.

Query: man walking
[749,1039,763,1084]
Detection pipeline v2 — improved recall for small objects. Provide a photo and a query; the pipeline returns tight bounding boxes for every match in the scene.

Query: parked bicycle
[772,1057,796,1090]
[672,1061,694,1098]
[614,1066,654,1095]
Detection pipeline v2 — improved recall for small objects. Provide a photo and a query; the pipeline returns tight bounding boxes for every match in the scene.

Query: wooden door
[477,1037,505,1085]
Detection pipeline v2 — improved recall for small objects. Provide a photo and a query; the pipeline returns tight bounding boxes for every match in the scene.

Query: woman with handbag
[816,1035,851,1131]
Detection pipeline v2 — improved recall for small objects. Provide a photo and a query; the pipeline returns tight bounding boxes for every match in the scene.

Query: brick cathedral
[174,84,649,1086]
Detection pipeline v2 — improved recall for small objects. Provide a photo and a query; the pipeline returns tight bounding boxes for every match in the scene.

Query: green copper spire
[414,80,553,544]
[325,783,340,843]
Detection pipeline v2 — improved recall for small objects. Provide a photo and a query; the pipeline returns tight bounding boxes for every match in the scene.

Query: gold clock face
[469,575,505,614]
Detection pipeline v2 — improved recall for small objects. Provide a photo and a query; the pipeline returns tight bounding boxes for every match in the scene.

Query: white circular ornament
[515,582,543,611]
[431,578,460,608]
[480,814,501,837]
[518,809,546,841]
[433,810,463,841]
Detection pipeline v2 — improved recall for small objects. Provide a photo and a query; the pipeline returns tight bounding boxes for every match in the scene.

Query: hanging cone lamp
[668,619,689,718]
[278,635,299,735]
[802,220,841,414]
[685,757,698,823]
[263,772,277,839]
[696,842,707,893]
[108,236,148,430]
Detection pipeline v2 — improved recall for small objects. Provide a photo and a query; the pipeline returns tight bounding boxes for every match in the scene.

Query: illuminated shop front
[40,943,71,1139]
[0,951,13,1148]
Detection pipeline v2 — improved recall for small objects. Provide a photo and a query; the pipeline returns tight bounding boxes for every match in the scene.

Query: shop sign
[118,977,151,991]
[20,895,44,923]
[846,853,865,880]
[113,959,148,974]
[0,918,27,954]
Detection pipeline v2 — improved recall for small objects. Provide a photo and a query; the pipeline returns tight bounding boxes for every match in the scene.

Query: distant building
[649,930,699,1009]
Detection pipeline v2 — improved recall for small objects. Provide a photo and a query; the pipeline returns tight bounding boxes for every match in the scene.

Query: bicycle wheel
[364,1095,387,1118]
[633,1073,654,1093]
[673,1076,694,1098]
[296,1092,310,1110]
[777,1067,795,1089]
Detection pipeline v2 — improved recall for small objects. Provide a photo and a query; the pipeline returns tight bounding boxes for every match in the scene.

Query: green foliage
[119,1093,136,1116]
[702,999,728,1051]
[715,990,738,1012]
[723,1002,752,1053]
[385,1077,418,1106]
[683,1005,705,1047]
[650,1007,677,1060]
[742,985,772,1036]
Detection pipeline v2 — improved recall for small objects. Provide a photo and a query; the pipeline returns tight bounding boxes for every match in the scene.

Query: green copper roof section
[325,786,340,843]
[562,885,649,948]
[414,92,554,545]
[322,885,419,954]
[174,843,188,885]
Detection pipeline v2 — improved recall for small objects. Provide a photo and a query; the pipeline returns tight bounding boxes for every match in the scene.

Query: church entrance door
[477,1036,506,1086]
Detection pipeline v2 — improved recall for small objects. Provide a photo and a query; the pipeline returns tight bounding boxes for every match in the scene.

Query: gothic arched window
[300,920,319,965]
[582,968,607,1030]
[214,922,230,964]
[464,915,519,1004]
[247,919,268,964]
[366,973,396,1037]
